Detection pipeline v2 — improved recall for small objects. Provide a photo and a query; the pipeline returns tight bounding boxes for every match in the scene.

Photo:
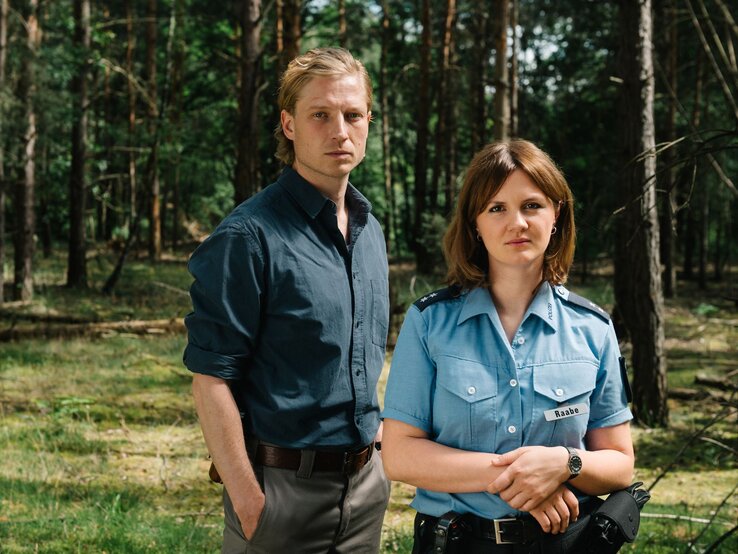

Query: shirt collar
[456,281,558,331]
[278,166,373,220]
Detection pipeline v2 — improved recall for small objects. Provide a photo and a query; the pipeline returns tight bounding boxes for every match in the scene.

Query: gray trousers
[222,452,391,554]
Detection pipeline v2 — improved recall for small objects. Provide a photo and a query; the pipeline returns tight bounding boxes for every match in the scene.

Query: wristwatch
[565,446,582,480]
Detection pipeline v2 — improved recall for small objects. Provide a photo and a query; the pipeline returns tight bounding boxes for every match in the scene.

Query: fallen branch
[0,318,185,342]
[641,513,735,527]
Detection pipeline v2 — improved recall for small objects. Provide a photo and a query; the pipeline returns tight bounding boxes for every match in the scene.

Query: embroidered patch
[544,403,589,421]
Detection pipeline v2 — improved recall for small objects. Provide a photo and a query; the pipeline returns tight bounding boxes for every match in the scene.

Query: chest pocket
[433,356,497,452]
[532,363,596,446]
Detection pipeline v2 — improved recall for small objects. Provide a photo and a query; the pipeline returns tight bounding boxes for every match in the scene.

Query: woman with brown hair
[382,140,636,553]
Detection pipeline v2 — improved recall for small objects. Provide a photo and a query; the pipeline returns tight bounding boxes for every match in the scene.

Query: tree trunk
[659,0,677,298]
[126,0,137,232]
[413,0,431,269]
[469,1,489,154]
[169,0,185,250]
[146,0,161,260]
[510,0,519,137]
[277,0,300,73]
[233,0,262,206]
[614,0,668,427]
[338,0,346,48]
[430,0,456,214]
[682,49,704,281]
[0,0,8,303]
[380,0,394,255]
[67,0,91,288]
[492,0,510,141]
[15,0,41,301]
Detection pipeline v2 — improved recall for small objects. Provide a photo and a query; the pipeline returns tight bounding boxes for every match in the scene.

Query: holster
[580,482,651,553]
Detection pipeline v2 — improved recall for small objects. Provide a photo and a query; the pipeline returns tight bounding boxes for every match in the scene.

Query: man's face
[281,74,370,189]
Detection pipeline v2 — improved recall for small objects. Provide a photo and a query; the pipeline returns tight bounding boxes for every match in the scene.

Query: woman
[382,140,635,553]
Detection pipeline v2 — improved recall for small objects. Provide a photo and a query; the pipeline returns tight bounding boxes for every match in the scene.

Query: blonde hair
[444,140,576,288]
[274,47,373,165]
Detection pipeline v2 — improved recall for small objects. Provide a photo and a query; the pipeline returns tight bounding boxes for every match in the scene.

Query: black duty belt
[253,442,374,475]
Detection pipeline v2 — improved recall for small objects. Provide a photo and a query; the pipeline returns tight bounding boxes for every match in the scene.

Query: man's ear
[281,110,295,140]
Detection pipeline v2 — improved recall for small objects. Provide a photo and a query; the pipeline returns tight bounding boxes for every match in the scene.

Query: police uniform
[382,282,633,520]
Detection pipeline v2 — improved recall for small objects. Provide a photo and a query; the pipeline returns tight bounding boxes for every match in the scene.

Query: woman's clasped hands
[486,445,578,534]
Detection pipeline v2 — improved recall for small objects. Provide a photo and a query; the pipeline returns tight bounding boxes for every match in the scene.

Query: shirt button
[509,379,518,387]
[507,425,516,434]
[555,388,564,397]
[467,386,476,395]
[516,337,525,345]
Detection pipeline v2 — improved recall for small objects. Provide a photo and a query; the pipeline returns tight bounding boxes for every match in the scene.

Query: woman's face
[475,169,559,275]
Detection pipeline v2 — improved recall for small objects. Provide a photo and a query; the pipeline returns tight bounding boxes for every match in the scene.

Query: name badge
[544,403,589,421]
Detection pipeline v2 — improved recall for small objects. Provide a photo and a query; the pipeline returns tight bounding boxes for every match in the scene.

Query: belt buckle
[493,518,518,545]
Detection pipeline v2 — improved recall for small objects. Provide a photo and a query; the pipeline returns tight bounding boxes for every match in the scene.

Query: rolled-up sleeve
[183,224,264,381]
[588,321,633,429]
[382,306,435,434]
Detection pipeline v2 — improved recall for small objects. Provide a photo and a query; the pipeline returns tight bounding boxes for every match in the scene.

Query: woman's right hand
[527,485,579,535]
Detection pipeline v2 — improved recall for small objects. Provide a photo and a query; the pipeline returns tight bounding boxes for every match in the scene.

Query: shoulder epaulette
[553,285,610,322]
[413,285,462,312]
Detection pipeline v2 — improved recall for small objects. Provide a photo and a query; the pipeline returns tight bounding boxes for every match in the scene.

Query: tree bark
[233,0,262,206]
[492,0,510,141]
[469,1,490,154]
[510,0,519,137]
[659,0,677,298]
[67,0,91,288]
[0,0,8,303]
[380,0,394,255]
[277,0,300,73]
[338,0,346,48]
[126,0,137,232]
[430,0,456,214]
[15,0,41,301]
[413,0,432,269]
[146,0,161,260]
[614,0,668,427]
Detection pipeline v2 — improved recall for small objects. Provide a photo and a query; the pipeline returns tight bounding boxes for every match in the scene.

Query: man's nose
[332,117,349,141]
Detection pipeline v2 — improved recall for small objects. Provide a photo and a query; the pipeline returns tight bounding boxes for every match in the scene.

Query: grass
[1,250,737,552]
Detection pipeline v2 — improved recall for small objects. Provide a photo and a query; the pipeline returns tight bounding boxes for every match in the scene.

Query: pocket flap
[436,356,497,402]
[533,363,596,402]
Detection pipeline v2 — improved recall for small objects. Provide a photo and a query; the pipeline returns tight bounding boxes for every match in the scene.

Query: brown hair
[444,140,576,288]
[274,47,373,165]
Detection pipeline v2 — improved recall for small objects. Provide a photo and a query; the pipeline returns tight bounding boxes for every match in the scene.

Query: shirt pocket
[370,279,389,348]
[532,363,597,447]
[433,356,497,451]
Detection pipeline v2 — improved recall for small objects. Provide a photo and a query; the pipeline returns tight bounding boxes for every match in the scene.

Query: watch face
[570,455,582,474]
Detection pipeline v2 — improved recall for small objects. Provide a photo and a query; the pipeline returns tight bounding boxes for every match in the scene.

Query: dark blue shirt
[184,167,389,449]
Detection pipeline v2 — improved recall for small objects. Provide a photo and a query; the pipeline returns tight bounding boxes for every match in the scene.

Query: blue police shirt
[184,167,389,449]
[382,282,632,518]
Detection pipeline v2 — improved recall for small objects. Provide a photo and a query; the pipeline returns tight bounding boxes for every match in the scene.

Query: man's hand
[234,490,266,540]
[486,446,569,511]
[528,485,579,534]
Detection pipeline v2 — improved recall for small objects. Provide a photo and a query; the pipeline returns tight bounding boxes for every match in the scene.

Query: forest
[0,0,737,552]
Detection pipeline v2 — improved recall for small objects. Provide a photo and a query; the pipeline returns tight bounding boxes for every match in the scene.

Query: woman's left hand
[486,446,569,511]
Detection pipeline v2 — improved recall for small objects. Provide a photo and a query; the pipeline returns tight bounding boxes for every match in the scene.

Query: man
[183,47,391,553]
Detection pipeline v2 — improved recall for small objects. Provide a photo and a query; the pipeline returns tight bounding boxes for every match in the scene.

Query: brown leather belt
[254,442,374,475]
